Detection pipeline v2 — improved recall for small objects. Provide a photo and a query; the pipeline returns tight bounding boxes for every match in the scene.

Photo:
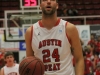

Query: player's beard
[42,7,57,16]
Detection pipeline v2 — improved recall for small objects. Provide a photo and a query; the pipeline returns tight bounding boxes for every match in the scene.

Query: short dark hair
[4,51,14,58]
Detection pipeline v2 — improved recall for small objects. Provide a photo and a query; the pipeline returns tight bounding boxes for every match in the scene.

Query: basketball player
[25,0,84,75]
[0,51,19,75]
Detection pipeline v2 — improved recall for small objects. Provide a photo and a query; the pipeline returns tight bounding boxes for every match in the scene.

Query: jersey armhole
[65,22,71,45]
[30,25,33,45]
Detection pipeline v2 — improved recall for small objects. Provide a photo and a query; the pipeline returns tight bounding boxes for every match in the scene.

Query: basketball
[19,56,45,75]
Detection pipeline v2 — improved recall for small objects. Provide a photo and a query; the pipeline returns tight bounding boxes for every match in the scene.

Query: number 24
[42,48,60,63]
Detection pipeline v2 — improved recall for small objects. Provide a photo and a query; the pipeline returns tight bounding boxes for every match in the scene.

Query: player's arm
[66,22,84,75]
[25,26,34,57]
[0,67,4,75]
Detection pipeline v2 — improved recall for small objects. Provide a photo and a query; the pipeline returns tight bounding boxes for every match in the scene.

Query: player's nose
[47,0,51,4]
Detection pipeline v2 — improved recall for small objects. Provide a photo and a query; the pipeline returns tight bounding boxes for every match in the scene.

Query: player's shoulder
[66,22,77,32]
[26,21,39,33]
[25,26,32,34]
[65,22,78,38]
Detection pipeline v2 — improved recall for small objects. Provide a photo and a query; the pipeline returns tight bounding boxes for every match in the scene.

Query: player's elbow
[75,56,85,68]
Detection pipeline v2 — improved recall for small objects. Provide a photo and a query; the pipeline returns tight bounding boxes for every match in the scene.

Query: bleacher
[58,0,100,25]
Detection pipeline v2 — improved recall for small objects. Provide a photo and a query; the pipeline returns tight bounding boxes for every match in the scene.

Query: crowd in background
[58,3,100,75]
[58,3,78,16]
[1,34,100,75]
[57,3,100,75]
[82,34,100,75]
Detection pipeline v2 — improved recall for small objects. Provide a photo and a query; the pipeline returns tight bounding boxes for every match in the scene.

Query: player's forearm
[75,58,84,75]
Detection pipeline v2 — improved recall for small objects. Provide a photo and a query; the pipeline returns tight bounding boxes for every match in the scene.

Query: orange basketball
[19,56,45,75]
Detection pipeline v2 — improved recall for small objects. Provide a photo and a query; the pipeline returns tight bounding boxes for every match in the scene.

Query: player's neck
[41,14,58,29]
[6,62,15,67]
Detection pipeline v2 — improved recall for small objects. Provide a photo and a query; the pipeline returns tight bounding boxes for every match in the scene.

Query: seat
[74,0,83,5]
[93,4,100,10]
[66,0,75,5]
[10,2,19,7]
[78,9,86,16]
[75,4,85,10]
[94,9,100,15]
[1,2,10,7]
[83,0,92,4]
[91,0,100,4]
[86,18,93,25]
[85,9,94,15]
[71,19,82,25]
[66,19,73,22]
[84,4,93,10]
[2,7,10,10]
[10,7,19,10]
[92,18,100,24]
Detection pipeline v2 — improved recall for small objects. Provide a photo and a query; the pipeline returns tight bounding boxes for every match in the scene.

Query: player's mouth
[9,60,12,62]
[46,6,52,10]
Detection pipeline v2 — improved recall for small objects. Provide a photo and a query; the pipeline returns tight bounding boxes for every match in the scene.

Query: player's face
[40,0,58,15]
[5,55,14,64]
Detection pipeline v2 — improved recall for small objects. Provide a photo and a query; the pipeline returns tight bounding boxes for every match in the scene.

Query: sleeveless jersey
[31,19,75,75]
[3,64,19,75]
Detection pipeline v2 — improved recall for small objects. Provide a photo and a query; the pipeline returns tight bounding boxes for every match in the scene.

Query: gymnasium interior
[0,0,100,75]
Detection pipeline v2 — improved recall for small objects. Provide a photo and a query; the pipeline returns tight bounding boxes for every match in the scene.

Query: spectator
[88,34,96,46]
[95,62,100,75]
[62,3,67,10]
[0,51,19,75]
[93,54,100,71]
[61,3,68,16]
[88,34,97,55]
[0,48,6,70]
[62,8,68,16]
[84,55,93,75]
[61,4,78,16]
[96,36,100,55]
[67,6,78,16]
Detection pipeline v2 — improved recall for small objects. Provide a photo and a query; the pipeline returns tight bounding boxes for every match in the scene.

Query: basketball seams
[20,59,38,75]
[21,59,35,75]
[32,61,40,75]
[38,61,43,75]
[19,57,45,75]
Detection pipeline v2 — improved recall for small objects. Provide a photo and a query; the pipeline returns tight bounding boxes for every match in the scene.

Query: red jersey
[0,53,5,68]
[88,40,96,45]
[0,53,3,65]
[95,69,100,75]
[84,59,92,75]
[96,42,100,52]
